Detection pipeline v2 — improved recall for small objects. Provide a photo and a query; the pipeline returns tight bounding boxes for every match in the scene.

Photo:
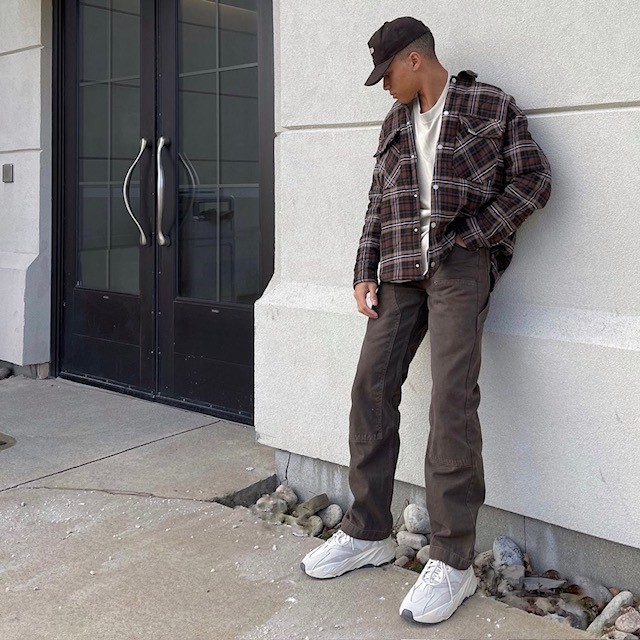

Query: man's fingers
[367,284,378,307]
[353,282,379,318]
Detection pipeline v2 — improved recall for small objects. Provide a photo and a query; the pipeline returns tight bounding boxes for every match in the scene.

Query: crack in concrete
[0,420,222,494]
[20,485,220,503]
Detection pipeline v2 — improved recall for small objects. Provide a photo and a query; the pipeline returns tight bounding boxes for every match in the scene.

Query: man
[300,16,552,625]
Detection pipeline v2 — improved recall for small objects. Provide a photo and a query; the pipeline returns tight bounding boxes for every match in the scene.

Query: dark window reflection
[78,0,141,295]
[178,0,260,305]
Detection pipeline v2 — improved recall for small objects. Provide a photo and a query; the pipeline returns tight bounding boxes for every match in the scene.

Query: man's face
[382,53,417,104]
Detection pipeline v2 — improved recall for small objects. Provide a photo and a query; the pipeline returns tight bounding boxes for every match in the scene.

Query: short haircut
[397,30,436,61]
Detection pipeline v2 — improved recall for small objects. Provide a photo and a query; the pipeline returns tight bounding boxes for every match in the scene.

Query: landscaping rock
[587,591,635,637]
[614,606,640,634]
[292,494,329,519]
[274,484,298,509]
[251,494,288,520]
[403,504,431,534]
[395,545,416,560]
[567,574,614,611]
[492,535,524,570]
[522,576,568,592]
[317,504,343,529]
[396,530,428,551]
[499,563,525,590]
[473,549,493,569]
[416,545,430,565]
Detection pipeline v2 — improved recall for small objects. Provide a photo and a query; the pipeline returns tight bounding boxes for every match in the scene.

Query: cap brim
[364,56,394,86]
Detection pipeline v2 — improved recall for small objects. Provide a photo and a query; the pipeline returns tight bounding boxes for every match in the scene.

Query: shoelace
[330,530,353,547]
[420,559,454,598]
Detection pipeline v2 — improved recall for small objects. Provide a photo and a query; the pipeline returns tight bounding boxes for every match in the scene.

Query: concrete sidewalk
[0,377,594,639]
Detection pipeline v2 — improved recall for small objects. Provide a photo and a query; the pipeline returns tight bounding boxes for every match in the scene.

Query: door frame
[50,0,275,423]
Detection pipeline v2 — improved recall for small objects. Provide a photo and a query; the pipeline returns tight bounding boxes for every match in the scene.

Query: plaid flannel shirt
[353,69,552,293]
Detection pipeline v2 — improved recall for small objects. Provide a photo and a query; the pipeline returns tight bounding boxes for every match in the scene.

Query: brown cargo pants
[340,243,492,570]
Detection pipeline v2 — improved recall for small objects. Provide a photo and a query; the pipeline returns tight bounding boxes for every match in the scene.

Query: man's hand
[454,233,468,248]
[354,281,379,319]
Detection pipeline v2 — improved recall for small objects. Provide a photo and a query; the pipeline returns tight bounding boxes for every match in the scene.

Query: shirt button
[432,184,438,190]
[411,154,415,159]
[431,222,436,227]
[437,144,443,149]
[414,227,418,232]
[430,261,435,267]
[415,263,420,268]
[451,77,457,83]
[413,193,418,197]
[443,110,449,115]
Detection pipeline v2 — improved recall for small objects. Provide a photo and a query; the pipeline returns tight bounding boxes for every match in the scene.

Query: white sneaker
[300,529,396,579]
[399,558,478,624]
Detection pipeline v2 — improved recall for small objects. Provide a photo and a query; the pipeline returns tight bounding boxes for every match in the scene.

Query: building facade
[1,0,639,590]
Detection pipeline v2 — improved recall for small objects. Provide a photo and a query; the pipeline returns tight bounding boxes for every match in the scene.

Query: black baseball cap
[365,17,430,86]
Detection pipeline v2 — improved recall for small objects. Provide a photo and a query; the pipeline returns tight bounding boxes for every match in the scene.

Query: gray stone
[498,594,534,613]
[556,597,590,630]
[317,504,343,529]
[615,606,640,634]
[416,545,430,565]
[0,366,11,380]
[395,545,416,560]
[396,530,428,551]
[587,591,635,637]
[403,504,431,535]
[394,556,410,567]
[533,597,555,614]
[306,515,324,537]
[473,549,494,569]
[274,484,298,509]
[522,576,568,592]
[601,631,639,640]
[492,535,524,570]
[500,563,525,589]
[292,493,330,519]
[543,613,572,626]
[566,574,613,611]
[252,494,288,519]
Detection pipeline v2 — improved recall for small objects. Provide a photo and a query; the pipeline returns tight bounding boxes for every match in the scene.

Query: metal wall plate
[2,164,14,183]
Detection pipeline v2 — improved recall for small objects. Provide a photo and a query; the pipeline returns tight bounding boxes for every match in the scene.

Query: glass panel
[219,0,257,68]
[220,67,258,184]
[178,0,260,304]
[179,0,217,74]
[77,0,141,294]
[178,187,260,304]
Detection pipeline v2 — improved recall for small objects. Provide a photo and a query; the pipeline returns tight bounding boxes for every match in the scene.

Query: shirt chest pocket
[374,129,405,189]
[452,115,505,185]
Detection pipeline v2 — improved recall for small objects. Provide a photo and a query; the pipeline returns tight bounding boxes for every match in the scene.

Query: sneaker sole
[300,555,395,580]
[400,574,478,624]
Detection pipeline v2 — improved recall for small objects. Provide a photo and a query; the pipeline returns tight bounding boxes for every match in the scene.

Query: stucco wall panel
[278,0,640,128]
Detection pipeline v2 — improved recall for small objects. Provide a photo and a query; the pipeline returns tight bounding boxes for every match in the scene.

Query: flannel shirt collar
[376,69,478,155]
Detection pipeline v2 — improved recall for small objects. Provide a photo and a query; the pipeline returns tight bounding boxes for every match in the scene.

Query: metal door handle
[122,137,149,246]
[157,136,171,246]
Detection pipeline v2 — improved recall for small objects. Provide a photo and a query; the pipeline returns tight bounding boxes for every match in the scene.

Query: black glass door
[58,0,273,423]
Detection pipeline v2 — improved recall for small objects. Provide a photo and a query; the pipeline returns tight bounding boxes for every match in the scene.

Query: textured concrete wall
[0,0,52,365]
[255,0,640,552]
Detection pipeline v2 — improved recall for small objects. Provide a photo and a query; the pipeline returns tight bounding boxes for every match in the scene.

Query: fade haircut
[396,29,437,62]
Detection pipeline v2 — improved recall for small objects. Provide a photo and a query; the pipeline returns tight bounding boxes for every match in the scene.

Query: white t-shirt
[390,71,451,282]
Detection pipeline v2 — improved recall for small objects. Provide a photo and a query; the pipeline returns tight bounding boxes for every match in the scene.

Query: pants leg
[423,244,492,570]
[341,280,429,541]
